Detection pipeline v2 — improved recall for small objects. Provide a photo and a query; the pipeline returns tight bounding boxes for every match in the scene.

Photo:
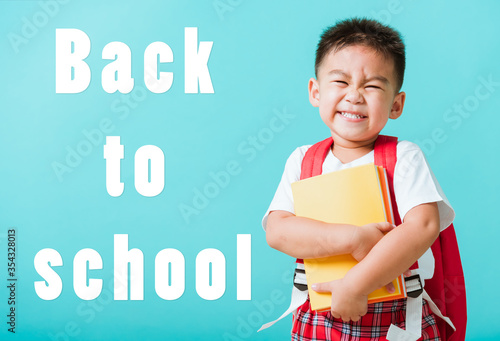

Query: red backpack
[299,135,467,340]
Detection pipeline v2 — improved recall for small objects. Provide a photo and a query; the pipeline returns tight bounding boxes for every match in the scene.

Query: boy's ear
[389,91,406,119]
[308,78,320,107]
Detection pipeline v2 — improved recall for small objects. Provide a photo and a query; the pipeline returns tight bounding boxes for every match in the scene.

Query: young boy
[262,18,454,340]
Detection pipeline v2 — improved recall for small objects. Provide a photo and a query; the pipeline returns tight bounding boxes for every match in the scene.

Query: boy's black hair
[315,17,406,92]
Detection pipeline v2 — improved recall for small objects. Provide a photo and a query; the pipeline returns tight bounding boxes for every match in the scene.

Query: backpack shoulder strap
[374,135,398,177]
[374,135,402,226]
[300,137,333,180]
[374,136,417,271]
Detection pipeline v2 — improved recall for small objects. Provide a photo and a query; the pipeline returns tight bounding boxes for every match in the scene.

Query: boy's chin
[329,131,380,145]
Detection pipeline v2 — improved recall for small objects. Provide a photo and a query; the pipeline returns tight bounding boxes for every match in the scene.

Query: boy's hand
[351,222,396,262]
[312,269,412,321]
[312,278,368,322]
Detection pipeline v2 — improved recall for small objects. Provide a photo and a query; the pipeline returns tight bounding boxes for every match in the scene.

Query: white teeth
[340,112,364,119]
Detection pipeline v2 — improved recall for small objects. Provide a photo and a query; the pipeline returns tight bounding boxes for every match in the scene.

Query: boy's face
[309,44,405,147]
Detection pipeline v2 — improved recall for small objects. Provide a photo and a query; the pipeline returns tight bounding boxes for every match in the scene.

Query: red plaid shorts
[291,298,440,341]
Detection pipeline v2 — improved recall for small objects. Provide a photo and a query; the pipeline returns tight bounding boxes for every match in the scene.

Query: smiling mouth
[337,111,367,119]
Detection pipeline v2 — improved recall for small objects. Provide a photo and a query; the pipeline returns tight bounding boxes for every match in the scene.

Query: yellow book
[291,163,406,312]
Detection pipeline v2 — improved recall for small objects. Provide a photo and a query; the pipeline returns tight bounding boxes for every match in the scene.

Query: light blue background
[0,1,498,340]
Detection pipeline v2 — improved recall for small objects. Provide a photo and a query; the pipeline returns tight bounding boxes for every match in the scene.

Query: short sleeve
[261,146,310,231]
[394,141,455,231]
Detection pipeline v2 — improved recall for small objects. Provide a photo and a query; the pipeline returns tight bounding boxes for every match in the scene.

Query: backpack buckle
[293,268,308,291]
[405,274,423,298]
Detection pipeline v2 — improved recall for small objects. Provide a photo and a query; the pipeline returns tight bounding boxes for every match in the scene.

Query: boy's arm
[266,210,395,259]
[313,202,440,321]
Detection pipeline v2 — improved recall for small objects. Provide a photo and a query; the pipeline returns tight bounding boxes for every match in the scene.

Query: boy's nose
[344,88,363,104]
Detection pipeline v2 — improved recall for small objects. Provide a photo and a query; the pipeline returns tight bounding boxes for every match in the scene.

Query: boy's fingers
[385,270,411,292]
[385,282,396,293]
[311,282,331,293]
[351,315,361,322]
[375,222,397,233]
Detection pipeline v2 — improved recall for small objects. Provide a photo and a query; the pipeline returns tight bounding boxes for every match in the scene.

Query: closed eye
[333,80,348,85]
[366,85,382,89]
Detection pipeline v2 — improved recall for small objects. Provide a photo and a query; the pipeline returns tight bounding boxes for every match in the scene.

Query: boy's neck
[331,136,377,164]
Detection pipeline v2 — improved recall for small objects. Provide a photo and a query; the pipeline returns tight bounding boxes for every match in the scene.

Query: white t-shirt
[262,140,455,280]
